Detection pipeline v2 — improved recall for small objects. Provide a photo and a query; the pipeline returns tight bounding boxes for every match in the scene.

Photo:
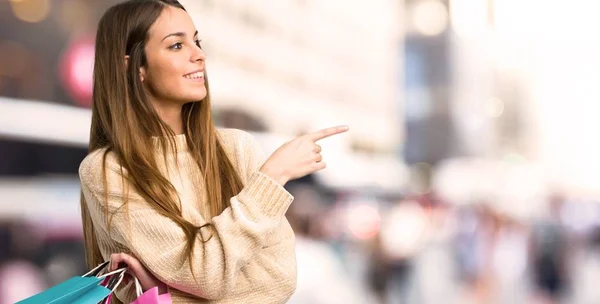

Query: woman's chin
[188,90,207,102]
[182,94,207,103]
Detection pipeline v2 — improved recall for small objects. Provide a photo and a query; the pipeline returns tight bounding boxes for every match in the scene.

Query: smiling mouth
[183,71,204,80]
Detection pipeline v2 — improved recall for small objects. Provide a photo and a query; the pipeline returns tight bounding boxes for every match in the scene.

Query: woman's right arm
[79,150,293,300]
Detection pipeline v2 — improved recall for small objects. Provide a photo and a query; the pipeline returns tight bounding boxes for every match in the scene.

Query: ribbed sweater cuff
[237,171,294,220]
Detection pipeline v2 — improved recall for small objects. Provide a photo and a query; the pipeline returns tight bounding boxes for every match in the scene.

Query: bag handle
[100,268,127,304]
[98,267,127,280]
[83,261,127,281]
[83,261,110,277]
[133,276,144,297]
[104,269,126,292]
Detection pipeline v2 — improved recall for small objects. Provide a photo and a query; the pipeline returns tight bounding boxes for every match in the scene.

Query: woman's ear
[139,66,146,82]
[124,55,145,82]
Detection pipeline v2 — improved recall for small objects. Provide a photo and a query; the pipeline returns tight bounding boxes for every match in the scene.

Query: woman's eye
[195,39,202,49]
[169,42,183,50]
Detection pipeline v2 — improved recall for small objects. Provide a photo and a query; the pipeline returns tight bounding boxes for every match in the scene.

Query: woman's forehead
[149,6,196,40]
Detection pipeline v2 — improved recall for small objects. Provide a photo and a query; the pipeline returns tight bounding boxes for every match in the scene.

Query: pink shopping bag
[131,277,172,304]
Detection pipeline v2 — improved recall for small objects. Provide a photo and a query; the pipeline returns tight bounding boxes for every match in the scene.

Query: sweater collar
[151,133,189,154]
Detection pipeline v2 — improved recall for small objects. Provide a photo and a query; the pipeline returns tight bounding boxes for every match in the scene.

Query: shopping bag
[131,276,172,304]
[16,261,126,304]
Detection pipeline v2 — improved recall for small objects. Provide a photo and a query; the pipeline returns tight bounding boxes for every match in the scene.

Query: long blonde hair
[81,0,244,275]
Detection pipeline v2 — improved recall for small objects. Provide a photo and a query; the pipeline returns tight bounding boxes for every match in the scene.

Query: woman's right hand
[259,125,349,186]
[110,252,168,295]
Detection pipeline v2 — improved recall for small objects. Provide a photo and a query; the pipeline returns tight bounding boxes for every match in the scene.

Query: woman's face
[140,6,206,105]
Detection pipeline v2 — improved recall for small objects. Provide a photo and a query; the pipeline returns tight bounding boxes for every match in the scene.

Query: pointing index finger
[308,125,349,142]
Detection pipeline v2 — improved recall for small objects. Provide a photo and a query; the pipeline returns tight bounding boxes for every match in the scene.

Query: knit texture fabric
[79,128,297,303]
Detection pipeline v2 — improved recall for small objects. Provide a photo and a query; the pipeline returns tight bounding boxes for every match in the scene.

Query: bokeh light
[10,0,50,23]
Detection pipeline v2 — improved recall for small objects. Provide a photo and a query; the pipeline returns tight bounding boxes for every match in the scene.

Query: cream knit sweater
[79,128,297,303]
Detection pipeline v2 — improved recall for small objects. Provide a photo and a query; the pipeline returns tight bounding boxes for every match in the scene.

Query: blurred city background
[1,0,600,303]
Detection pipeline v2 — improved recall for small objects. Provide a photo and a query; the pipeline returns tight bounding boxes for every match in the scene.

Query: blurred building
[402,0,454,166]
[181,0,404,154]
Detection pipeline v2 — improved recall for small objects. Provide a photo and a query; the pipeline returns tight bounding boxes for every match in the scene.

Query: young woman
[79,0,348,303]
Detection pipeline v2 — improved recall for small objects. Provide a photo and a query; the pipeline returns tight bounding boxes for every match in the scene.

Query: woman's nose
[191,46,205,62]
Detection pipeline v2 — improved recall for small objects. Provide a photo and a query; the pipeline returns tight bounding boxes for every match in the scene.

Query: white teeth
[184,72,203,79]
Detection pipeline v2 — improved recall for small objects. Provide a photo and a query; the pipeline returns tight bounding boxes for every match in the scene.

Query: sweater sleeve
[79,138,293,300]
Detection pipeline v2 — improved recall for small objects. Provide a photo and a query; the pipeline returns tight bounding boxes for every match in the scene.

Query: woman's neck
[152,100,184,135]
